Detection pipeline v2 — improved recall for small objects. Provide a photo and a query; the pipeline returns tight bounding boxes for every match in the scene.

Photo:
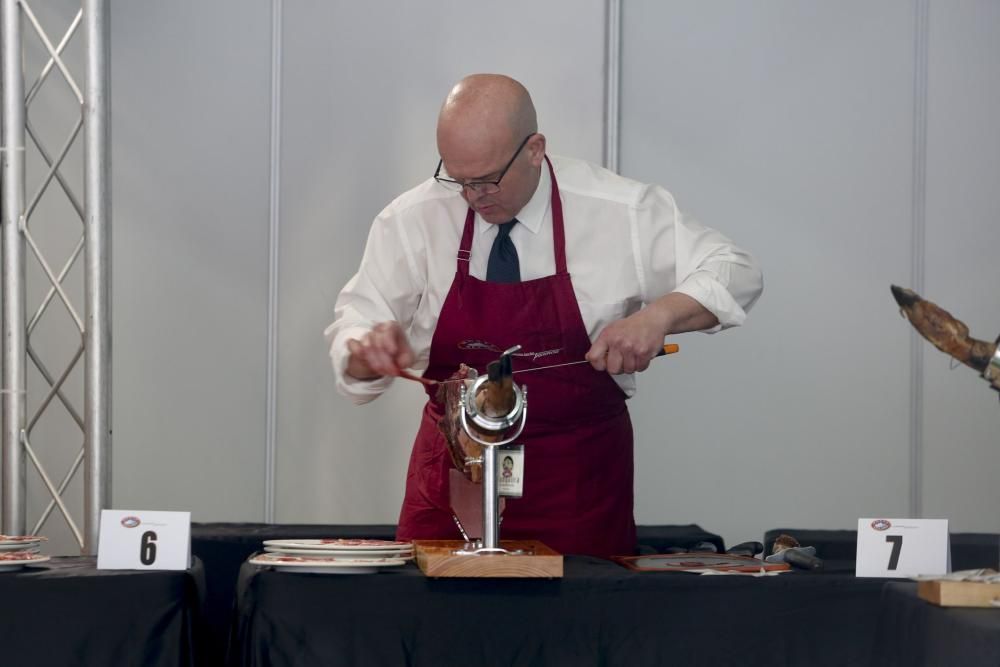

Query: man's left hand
[585,293,718,374]
[586,308,668,374]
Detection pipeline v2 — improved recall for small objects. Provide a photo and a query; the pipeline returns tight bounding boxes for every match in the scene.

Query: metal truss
[1,0,110,553]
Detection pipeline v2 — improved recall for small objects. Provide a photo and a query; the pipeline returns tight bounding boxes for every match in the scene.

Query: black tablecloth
[872,582,1000,666]
[193,523,397,665]
[228,557,885,667]
[193,522,722,666]
[764,528,1000,570]
[0,556,205,667]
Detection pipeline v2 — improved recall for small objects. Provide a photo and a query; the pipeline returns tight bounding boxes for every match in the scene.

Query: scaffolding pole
[83,0,111,553]
[2,0,28,537]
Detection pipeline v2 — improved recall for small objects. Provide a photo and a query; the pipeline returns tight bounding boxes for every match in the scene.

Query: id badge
[497,445,524,498]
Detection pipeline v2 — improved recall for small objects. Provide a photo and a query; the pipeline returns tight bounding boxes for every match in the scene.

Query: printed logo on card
[120,516,141,528]
[871,519,891,531]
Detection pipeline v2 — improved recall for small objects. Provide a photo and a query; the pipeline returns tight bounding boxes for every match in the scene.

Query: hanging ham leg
[891,285,1000,394]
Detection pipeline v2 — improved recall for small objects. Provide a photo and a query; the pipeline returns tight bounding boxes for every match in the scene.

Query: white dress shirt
[325,154,763,404]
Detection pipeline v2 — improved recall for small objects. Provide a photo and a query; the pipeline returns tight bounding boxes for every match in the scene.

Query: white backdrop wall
[112,0,272,523]
[17,1,996,553]
[622,0,917,542]
[274,0,607,523]
[621,0,1000,543]
[921,1,1000,526]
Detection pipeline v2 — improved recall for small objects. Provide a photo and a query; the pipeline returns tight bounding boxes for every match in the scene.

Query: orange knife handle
[656,343,680,357]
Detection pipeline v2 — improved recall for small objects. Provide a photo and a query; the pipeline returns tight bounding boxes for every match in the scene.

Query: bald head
[435,74,546,224]
[437,74,537,162]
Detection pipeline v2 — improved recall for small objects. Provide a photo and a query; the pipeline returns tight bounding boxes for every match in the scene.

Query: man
[325,74,762,558]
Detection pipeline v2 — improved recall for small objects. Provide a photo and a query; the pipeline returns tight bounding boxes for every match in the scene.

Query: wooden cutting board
[414,540,562,578]
[918,580,1000,607]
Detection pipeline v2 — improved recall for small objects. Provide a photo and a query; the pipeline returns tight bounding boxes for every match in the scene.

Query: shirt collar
[476,158,551,236]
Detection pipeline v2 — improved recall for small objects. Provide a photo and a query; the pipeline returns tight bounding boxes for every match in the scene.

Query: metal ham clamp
[765,534,824,570]
[456,345,527,555]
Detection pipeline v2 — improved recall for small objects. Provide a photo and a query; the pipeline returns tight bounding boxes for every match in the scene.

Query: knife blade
[401,343,680,385]
[510,343,679,376]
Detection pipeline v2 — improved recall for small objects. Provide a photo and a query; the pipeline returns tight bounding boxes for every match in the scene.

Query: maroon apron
[395,157,635,558]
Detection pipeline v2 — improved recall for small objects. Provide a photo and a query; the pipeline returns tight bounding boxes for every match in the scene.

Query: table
[193,522,722,665]
[763,529,1000,570]
[0,556,205,666]
[872,582,1000,666]
[228,557,887,666]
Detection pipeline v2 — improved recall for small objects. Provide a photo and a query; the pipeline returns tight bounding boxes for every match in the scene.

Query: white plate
[0,535,46,547]
[249,552,408,575]
[262,538,412,552]
[0,542,41,553]
[262,546,413,559]
[0,553,50,572]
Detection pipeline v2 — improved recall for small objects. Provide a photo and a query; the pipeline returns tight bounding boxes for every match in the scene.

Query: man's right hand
[345,321,416,381]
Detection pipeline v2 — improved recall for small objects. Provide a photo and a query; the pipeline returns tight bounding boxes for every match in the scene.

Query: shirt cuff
[672,270,748,332]
[329,325,395,405]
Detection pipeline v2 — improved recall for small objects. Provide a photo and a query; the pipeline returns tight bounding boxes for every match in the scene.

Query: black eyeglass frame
[434,133,535,194]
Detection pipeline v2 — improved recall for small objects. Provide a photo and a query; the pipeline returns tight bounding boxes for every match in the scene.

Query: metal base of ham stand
[450,442,527,557]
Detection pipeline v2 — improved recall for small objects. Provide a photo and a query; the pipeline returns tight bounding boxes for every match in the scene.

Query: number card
[856,518,949,578]
[97,510,191,571]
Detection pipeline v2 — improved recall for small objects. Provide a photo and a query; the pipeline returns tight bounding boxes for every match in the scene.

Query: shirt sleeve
[634,185,763,331]
[323,208,424,404]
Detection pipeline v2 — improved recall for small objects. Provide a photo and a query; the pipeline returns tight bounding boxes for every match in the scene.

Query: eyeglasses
[434,134,534,194]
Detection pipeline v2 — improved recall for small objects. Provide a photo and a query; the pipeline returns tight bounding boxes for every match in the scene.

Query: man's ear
[527,133,546,166]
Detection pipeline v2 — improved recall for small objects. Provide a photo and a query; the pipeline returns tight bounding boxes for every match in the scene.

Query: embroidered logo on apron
[458,339,563,361]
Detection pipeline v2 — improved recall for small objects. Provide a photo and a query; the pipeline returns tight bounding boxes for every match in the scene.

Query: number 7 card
[856,518,949,578]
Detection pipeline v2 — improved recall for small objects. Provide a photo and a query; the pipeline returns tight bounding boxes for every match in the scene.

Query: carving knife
[512,343,679,376]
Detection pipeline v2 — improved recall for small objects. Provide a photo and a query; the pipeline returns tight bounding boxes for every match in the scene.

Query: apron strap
[456,208,475,276]
[545,156,567,274]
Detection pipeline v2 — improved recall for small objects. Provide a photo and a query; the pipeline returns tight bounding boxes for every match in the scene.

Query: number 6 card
[97,510,191,571]
[856,518,949,578]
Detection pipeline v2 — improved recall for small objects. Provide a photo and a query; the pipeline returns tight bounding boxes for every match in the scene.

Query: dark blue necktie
[486,220,520,283]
